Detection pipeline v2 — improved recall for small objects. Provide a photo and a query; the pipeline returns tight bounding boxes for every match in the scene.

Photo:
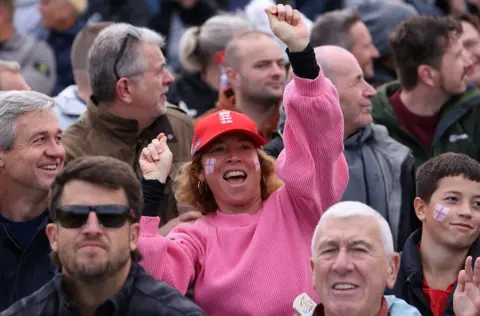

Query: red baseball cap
[191,110,266,157]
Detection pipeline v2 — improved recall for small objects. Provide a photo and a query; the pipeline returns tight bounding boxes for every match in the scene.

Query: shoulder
[0,280,58,316]
[166,104,193,130]
[385,295,422,315]
[131,269,205,315]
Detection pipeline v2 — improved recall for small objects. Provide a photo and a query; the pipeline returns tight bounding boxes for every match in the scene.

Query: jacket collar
[85,102,177,144]
[402,228,480,284]
[312,296,389,316]
[55,261,139,314]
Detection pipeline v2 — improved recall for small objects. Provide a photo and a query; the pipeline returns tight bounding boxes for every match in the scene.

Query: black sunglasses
[55,205,136,229]
[113,27,141,81]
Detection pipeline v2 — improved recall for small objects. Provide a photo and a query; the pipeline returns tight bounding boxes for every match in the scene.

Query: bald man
[195,30,287,141]
[266,46,418,250]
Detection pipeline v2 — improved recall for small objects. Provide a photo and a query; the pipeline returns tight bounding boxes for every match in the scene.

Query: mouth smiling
[223,170,247,185]
[38,163,60,172]
[331,283,359,292]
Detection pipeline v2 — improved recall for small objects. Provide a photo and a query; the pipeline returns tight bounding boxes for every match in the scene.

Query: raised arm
[266,4,348,223]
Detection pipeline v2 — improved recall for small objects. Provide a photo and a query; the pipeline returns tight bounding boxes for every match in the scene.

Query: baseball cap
[191,110,265,157]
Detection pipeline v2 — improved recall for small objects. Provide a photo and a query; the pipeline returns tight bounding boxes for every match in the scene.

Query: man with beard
[0,156,206,316]
[194,30,287,141]
[371,15,480,166]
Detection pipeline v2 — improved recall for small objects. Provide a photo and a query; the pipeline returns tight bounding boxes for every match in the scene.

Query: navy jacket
[0,262,206,316]
[0,212,56,312]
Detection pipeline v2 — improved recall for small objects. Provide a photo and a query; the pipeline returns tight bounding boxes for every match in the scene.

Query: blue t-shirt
[0,212,48,248]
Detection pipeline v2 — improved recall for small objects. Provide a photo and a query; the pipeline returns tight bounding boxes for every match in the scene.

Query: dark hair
[49,156,144,263]
[310,9,361,50]
[389,15,462,90]
[455,13,480,31]
[416,153,480,203]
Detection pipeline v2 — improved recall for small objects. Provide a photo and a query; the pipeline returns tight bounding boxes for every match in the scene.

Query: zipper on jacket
[1,225,22,250]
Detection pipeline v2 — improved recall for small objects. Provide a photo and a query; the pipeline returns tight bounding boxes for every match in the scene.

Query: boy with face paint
[391,152,480,316]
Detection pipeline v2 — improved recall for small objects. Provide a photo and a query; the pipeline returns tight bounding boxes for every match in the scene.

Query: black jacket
[0,212,56,312]
[390,229,480,316]
[0,262,206,316]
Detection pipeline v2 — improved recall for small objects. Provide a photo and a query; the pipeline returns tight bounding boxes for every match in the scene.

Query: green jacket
[372,81,480,166]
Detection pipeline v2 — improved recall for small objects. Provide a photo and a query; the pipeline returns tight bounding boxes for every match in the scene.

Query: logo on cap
[218,110,233,124]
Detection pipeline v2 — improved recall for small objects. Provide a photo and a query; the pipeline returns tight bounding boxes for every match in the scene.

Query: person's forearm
[287,44,319,80]
[142,177,166,217]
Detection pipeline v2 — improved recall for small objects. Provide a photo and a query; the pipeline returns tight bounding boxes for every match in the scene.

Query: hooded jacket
[390,229,480,316]
[53,85,86,130]
[372,81,480,166]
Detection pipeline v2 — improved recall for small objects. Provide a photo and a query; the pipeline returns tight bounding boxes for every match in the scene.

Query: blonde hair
[179,13,252,73]
[174,150,283,214]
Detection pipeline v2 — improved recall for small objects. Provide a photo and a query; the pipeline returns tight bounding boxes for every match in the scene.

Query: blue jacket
[303,295,422,316]
[0,212,56,312]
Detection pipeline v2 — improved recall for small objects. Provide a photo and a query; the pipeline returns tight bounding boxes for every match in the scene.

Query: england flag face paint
[205,158,216,175]
[253,152,260,171]
[433,204,449,222]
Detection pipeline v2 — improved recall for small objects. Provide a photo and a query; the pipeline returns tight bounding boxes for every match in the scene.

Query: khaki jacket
[61,102,193,224]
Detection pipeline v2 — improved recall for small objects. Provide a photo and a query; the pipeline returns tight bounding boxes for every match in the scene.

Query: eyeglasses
[113,27,141,81]
[55,205,136,229]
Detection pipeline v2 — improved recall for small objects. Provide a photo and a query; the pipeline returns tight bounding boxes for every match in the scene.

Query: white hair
[311,201,394,257]
[0,91,55,150]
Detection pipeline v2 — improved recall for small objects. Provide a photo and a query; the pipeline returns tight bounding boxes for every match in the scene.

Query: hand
[264,4,309,53]
[453,256,480,316]
[158,211,203,236]
[139,133,173,183]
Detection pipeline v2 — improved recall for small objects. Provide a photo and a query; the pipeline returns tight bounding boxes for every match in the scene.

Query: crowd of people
[2,0,480,315]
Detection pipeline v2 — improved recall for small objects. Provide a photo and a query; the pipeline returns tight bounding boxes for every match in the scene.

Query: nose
[331,248,354,274]
[163,68,175,85]
[464,49,475,69]
[458,203,474,219]
[45,138,66,159]
[371,45,380,59]
[82,212,103,237]
[226,149,242,163]
[363,80,377,98]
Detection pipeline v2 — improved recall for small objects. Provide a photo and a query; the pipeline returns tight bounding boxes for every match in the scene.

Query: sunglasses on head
[55,205,135,229]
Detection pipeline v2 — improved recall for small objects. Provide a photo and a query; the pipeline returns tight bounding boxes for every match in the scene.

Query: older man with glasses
[61,23,196,229]
[0,156,206,316]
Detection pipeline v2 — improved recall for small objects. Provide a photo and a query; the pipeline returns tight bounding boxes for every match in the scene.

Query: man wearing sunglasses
[1,156,206,316]
[0,91,65,312]
[61,23,194,229]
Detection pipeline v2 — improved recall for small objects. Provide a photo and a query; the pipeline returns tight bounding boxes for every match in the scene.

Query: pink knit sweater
[138,72,349,316]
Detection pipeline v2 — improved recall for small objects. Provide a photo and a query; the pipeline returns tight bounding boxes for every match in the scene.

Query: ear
[414,197,427,222]
[129,223,140,251]
[115,78,134,104]
[385,253,400,289]
[46,223,59,252]
[418,64,437,88]
[226,67,240,89]
[310,258,317,291]
[0,150,5,168]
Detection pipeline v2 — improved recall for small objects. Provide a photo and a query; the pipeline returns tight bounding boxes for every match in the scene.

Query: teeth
[333,284,356,290]
[224,170,246,179]
[40,165,57,171]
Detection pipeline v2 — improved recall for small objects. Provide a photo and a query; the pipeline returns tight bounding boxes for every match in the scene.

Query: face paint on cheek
[253,153,260,171]
[433,204,450,222]
[205,158,216,175]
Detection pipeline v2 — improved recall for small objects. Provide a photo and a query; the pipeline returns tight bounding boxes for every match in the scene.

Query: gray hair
[0,91,55,150]
[88,23,165,103]
[311,201,394,257]
[179,13,252,73]
[310,9,361,50]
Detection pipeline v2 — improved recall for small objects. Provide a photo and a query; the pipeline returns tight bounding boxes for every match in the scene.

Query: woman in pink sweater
[137,4,349,315]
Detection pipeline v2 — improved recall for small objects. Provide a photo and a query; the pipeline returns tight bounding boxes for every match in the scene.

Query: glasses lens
[56,205,132,229]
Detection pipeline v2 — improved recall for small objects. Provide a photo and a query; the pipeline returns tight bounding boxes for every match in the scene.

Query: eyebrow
[348,240,373,250]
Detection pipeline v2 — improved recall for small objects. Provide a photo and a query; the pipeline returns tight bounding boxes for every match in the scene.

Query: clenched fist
[264,4,309,53]
[139,133,173,183]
